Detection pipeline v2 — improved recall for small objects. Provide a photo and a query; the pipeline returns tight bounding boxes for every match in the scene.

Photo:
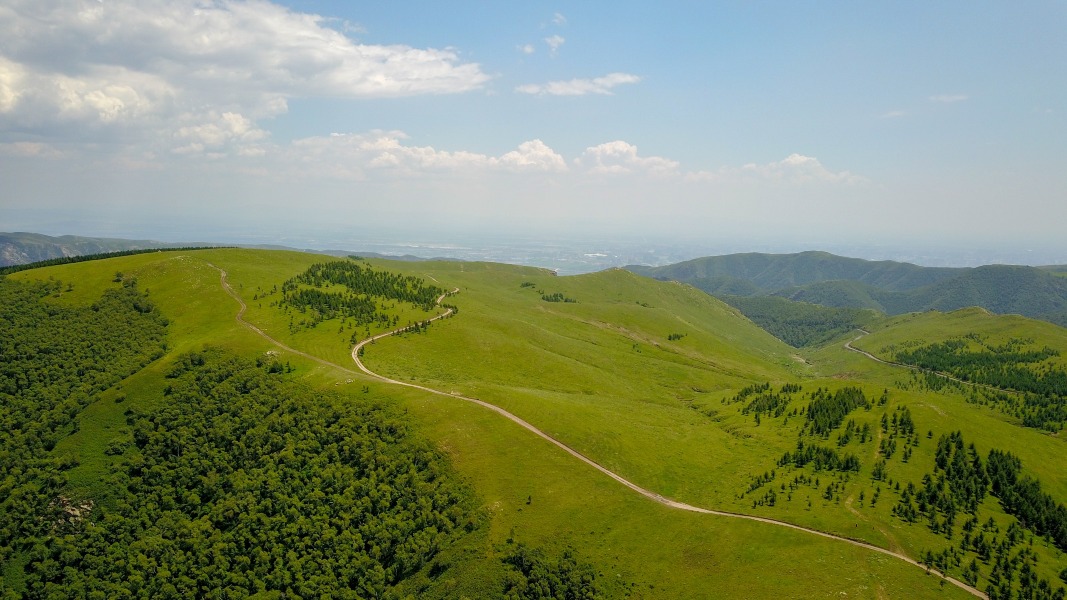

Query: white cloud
[172,111,269,156]
[553,13,567,26]
[930,94,969,103]
[518,43,536,55]
[0,0,489,151]
[879,110,907,119]
[544,35,566,57]
[576,141,679,176]
[516,72,641,96]
[497,139,568,172]
[284,132,567,179]
[734,154,865,184]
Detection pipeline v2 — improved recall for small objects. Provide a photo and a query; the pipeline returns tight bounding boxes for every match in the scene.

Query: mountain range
[626,251,1067,329]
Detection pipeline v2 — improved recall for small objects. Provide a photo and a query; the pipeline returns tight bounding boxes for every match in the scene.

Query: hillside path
[212,263,985,599]
[846,331,1021,395]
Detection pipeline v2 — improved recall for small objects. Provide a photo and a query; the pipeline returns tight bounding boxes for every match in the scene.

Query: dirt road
[212,263,986,599]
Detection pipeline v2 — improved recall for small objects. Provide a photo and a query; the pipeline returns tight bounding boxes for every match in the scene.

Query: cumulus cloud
[576,141,679,176]
[544,35,566,57]
[172,111,269,156]
[518,43,536,55]
[516,73,641,96]
[930,94,968,103]
[552,13,567,26]
[0,0,489,150]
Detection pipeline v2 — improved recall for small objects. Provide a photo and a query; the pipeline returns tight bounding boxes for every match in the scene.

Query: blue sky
[1,1,1065,261]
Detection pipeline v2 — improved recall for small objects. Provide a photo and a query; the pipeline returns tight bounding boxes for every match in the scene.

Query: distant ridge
[0,232,182,266]
[627,251,1067,329]
[0,232,456,268]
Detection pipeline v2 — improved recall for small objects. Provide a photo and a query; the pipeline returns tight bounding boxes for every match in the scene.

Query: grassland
[8,248,1067,597]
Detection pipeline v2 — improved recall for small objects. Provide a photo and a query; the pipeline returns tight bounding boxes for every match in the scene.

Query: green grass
[11,249,1067,597]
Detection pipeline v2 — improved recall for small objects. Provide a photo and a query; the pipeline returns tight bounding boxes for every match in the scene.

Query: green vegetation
[7,247,1067,598]
[804,386,870,437]
[720,294,877,347]
[278,260,446,329]
[629,252,1067,329]
[889,430,1067,599]
[889,336,1067,431]
[987,449,1067,552]
[540,291,577,303]
[501,544,602,600]
[0,246,224,275]
[0,277,167,582]
[17,348,480,598]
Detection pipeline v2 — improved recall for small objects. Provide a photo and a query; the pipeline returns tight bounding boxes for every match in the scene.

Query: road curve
[210,262,985,599]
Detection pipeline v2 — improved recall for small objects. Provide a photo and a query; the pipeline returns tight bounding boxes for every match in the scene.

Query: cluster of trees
[885,430,1067,598]
[725,382,771,404]
[893,336,1067,431]
[501,544,603,600]
[17,349,481,597]
[289,260,445,310]
[894,432,989,535]
[778,440,860,472]
[804,387,870,437]
[540,292,577,303]
[987,450,1067,552]
[281,287,398,329]
[0,277,168,575]
[877,406,919,463]
[741,384,800,419]
[835,419,872,446]
[277,261,446,330]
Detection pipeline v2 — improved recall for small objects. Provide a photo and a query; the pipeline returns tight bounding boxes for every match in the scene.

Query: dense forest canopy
[0,277,168,579]
[13,349,482,598]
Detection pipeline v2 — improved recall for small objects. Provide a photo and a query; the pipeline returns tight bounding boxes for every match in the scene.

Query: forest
[11,348,481,597]
[0,276,168,586]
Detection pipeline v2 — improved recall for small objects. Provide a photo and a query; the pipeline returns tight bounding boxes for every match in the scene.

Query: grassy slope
[850,308,1067,498]
[7,249,983,598]
[806,311,1067,586]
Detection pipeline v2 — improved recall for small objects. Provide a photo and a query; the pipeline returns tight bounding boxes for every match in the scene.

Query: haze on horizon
[1,1,1065,261]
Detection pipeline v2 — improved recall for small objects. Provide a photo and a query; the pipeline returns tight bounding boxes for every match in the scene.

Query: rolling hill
[3,248,1066,598]
[628,252,1067,330]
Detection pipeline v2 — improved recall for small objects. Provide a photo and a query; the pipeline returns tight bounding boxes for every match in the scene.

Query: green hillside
[629,252,1067,332]
[4,248,1066,598]
[628,251,963,293]
[720,294,880,347]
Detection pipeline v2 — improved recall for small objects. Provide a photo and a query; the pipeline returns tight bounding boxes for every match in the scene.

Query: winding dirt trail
[211,263,986,599]
[846,331,1021,397]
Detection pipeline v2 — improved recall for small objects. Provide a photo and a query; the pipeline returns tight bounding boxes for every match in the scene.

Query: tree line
[0,247,226,276]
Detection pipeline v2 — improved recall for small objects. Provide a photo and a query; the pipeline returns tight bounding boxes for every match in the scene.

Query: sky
[1,1,1066,263]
